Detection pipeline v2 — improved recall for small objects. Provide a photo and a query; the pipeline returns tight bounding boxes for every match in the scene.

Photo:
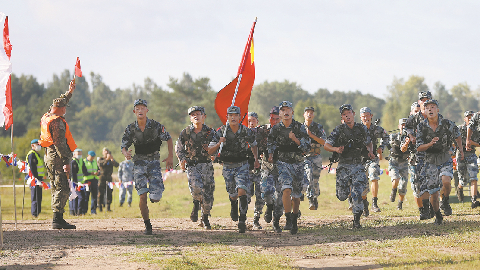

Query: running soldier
[208,106,259,233]
[324,104,374,229]
[246,111,265,229]
[302,106,326,210]
[268,101,310,234]
[121,99,174,235]
[461,110,480,208]
[416,99,463,224]
[176,106,216,230]
[386,118,413,210]
[359,107,388,214]
[257,106,283,232]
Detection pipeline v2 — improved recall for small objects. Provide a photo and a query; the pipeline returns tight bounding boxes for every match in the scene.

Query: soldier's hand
[288,131,297,141]
[306,126,312,136]
[408,134,416,144]
[181,160,186,171]
[219,137,226,143]
[368,151,376,160]
[268,154,273,163]
[68,80,76,94]
[123,149,132,160]
[404,137,410,144]
[163,156,174,171]
[466,139,472,151]
[63,164,70,174]
[430,137,439,145]
[254,160,260,169]
[377,148,383,160]
[336,146,344,154]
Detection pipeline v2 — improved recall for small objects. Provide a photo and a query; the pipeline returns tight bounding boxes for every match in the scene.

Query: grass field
[2,162,480,269]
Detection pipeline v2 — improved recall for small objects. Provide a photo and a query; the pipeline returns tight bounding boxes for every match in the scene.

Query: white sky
[2,0,480,98]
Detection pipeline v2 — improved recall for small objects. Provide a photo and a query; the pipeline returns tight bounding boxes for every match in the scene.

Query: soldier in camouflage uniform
[359,107,389,215]
[267,101,311,234]
[462,110,480,208]
[302,106,326,210]
[121,99,174,235]
[257,106,283,229]
[416,99,463,224]
[208,106,259,233]
[324,104,374,229]
[39,79,77,229]
[386,118,413,210]
[175,106,216,229]
[246,111,265,229]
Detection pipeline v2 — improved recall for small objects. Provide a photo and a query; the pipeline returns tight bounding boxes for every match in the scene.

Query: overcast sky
[2,1,480,99]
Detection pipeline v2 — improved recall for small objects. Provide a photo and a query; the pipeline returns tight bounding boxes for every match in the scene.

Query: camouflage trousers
[46,160,70,214]
[304,155,322,199]
[336,163,367,215]
[388,158,408,196]
[365,158,381,181]
[260,160,284,218]
[187,162,215,215]
[277,161,307,199]
[133,159,164,201]
[411,158,425,198]
[222,161,250,198]
[249,170,264,215]
[457,153,478,187]
[419,159,453,196]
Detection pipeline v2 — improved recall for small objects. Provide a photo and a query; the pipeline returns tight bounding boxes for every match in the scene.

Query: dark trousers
[98,179,113,206]
[30,185,42,217]
[81,179,98,214]
[69,188,81,215]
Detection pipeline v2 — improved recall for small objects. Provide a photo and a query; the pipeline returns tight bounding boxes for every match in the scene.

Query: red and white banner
[0,13,12,130]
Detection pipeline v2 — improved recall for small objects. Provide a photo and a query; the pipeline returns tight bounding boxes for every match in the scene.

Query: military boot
[253,213,262,230]
[348,196,353,210]
[309,197,318,210]
[264,204,273,223]
[471,196,480,209]
[230,197,238,221]
[284,212,293,231]
[190,200,200,222]
[202,214,211,230]
[419,199,430,220]
[238,214,247,233]
[144,219,152,235]
[372,197,381,212]
[98,203,103,212]
[353,212,362,229]
[441,196,452,216]
[290,212,299,235]
[107,204,112,212]
[363,199,370,217]
[390,188,397,202]
[52,212,76,229]
[272,216,282,233]
[397,201,403,210]
[434,210,443,225]
[456,187,464,202]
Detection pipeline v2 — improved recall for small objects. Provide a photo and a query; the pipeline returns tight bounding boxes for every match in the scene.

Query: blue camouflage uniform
[247,125,265,218]
[387,131,412,197]
[364,123,389,186]
[121,118,171,201]
[118,160,134,206]
[457,123,478,187]
[176,123,216,215]
[405,111,428,197]
[303,120,326,207]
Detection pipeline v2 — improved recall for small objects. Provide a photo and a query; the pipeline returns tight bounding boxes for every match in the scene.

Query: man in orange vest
[39,79,77,229]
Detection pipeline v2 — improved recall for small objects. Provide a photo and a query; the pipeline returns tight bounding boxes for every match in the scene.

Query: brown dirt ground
[0,216,384,270]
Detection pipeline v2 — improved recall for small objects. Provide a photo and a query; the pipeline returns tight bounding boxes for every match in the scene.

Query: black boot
[272,215,282,233]
[253,213,262,230]
[144,219,152,235]
[434,210,443,225]
[457,187,464,202]
[471,196,480,209]
[390,188,397,202]
[190,200,200,222]
[363,199,370,217]
[397,201,403,210]
[202,214,211,230]
[238,214,247,233]
[419,199,430,220]
[353,212,362,229]
[230,197,238,221]
[107,204,112,212]
[284,212,293,230]
[98,203,103,212]
[442,196,452,216]
[372,197,381,212]
[264,204,273,223]
[52,212,76,229]
[290,212,299,234]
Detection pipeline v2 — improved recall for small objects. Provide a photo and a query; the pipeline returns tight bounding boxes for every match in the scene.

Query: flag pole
[218,74,243,154]
[11,124,17,229]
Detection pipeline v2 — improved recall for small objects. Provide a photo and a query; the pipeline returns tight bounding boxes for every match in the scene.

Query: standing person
[69,149,83,215]
[175,106,216,230]
[121,99,174,235]
[98,147,119,212]
[458,110,480,208]
[81,151,99,215]
[324,104,374,229]
[359,107,388,215]
[257,106,283,232]
[386,119,413,210]
[208,106,259,233]
[302,106,326,211]
[39,79,77,229]
[246,111,265,229]
[267,101,311,234]
[118,157,134,207]
[26,139,44,218]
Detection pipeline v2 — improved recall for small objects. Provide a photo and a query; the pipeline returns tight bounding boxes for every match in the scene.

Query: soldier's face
[280,107,293,121]
[341,110,355,125]
[269,114,280,126]
[227,113,240,125]
[360,112,372,125]
[247,116,258,128]
[190,111,205,125]
[465,115,473,125]
[425,104,439,119]
[411,106,420,115]
[418,97,428,112]
[133,105,148,119]
[304,110,314,121]
[399,123,406,131]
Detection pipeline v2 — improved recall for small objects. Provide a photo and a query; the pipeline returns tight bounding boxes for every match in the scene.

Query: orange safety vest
[39,113,77,152]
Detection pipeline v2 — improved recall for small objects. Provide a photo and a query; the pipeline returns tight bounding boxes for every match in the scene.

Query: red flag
[215,20,256,125]
[75,57,82,77]
[1,15,13,130]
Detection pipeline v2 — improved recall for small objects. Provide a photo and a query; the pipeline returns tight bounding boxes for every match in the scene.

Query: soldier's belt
[222,160,248,168]
[187,160,211,166]
[339,157,363,164]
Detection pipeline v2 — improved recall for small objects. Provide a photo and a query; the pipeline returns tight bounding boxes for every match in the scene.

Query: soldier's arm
[28,153,40,179]
[50,118,73,165]
[175,134,187,162]
[207,129,225,155]
[324,127,343,153]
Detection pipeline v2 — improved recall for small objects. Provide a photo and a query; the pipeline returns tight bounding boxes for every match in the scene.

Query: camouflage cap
[360,107,371,114]
[51,97,69,108]
[418,91,432,100]
[248,112,258,119]
[269,106,279,115]
[411,102,420,111]
[304,106,315,112]
[227,106,240,114]
[399,118,408,125]
[424,99,439,107]
[133,99,148,107]
[464,110,475,117]
[339,104,353,114]
[279,101,293,109]
[188,106,205,115]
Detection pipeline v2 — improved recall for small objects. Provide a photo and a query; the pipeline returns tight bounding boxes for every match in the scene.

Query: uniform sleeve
[267,127,277,154]
[378,127,389,150]
[175,131,187,162]
[121,125,134,150]
[452,121,461,138]
[316,123,327,140]
[298,125,311,153]
[50,118,73,165]
[363,125,372,145]
[405,114,416,136]
[325,126,340,146]
[416,123,425,149]
[467,113,479,130]
[28,153,39,179]
[246,127,257,147]
[159,124,172,141]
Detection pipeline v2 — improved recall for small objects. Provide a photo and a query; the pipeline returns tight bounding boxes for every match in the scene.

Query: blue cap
[411,102,420,111]
[88,151,96,157]
[248,112,258,119]
[339,104,353,114]
[418,91,432,100]
[30,139,39,145]
[188,106,205,115]
[279,101,293,109]
[227,106,240,114]
[269,106,279,115]
[304,106,315,112]
[133,99,148,107]
[360,107,371,114]
[424,99,439,107]
[464,110,475,117]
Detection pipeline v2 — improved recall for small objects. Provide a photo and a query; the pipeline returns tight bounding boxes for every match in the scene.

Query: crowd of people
[26,80,480,235]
